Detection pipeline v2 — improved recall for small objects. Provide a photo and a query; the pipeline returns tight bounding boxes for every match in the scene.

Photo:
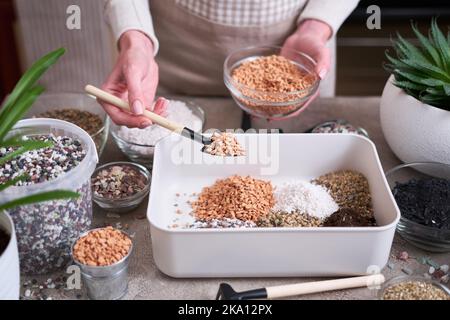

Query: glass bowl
[385,162,450,252]
[378,275,450,300]
[310,119,370,138]
[224,45,320,119]
[109,101,205,168]
[25,92,109,156]
[91,162,151,213]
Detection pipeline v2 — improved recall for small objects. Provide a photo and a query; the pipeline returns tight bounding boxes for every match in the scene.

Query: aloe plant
[0,48,79,210]
[385,19,450,110]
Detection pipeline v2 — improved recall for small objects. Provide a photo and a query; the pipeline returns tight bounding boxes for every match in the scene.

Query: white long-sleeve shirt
[103,0,360,55]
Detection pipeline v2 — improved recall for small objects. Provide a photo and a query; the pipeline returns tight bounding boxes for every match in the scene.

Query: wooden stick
[265,274,385,299]
[85,84,184,134]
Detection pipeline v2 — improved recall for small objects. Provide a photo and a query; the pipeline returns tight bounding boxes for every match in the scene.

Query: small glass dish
[109,101,205,168]
[385,162,450,252]
[378,275,450,300]
[26,93,109,156]
[310,119,370,138]
[224,45,320,120]
[91,162,151,213]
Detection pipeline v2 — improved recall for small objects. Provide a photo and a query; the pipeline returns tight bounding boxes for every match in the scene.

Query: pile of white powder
[273,180,338,219]
[117,100,203,146]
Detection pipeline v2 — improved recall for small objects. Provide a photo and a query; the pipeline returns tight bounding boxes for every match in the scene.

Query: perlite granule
[272,180,338,219]
[117,100,202,147]
[204,132,245,157]
[188,218,256,229]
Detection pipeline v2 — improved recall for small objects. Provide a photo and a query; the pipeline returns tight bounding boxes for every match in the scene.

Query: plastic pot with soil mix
[0,119,98,274]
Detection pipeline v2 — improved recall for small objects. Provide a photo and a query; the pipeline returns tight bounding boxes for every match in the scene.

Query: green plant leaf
[395,69,446,87]
[411,22,443,68]
[0,48,65,124]
[394,32,432,65]
[0,140,52,166]
[0,190,79,211]
[425,87,445,95]
[430,18,450,72]
[401,59,450,82]
[0,174,28,192]
[0,85,45,143]
[444,84,450,95]
[393,80,427,91]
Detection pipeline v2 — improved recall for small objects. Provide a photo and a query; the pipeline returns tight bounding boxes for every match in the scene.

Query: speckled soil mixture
[1,134,92,274]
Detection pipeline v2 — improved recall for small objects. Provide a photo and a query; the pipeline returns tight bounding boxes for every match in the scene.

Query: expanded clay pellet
[73,227,132,267]
[313,170,374,218]
[192,175,274,222]
[232,55,315,97]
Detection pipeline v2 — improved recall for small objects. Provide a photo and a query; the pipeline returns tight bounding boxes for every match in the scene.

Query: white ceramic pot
[380,75,450,165]
[0,211,20,300]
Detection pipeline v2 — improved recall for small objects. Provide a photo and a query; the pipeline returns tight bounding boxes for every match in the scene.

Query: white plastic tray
[147,134,400,277]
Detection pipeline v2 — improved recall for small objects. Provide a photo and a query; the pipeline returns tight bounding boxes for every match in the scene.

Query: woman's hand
[282,19,332,79]
[267,19,331,121]
[100,30,166,128]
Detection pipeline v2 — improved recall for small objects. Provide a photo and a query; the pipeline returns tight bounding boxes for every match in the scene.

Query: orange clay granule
[192,175,275,222]
[232,55,316,95]
[73,227,132,266]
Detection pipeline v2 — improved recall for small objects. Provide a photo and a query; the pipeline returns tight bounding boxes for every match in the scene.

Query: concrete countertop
[21,97,450,300]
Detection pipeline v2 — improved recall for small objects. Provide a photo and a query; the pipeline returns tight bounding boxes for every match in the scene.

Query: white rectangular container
[147,134,400,277]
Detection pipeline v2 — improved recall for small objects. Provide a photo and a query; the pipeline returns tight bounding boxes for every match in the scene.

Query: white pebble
[440,264,449,273]
[429,266,436,274]
[24,289,31,297]
[273,180,338,219]
[117,100,202,149]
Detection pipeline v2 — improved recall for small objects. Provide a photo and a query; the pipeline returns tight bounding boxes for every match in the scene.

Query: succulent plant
[385,19,450,111]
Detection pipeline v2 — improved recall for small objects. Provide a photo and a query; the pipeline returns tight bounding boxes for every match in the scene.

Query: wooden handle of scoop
[265,274,385,299]
[85,84,184,133]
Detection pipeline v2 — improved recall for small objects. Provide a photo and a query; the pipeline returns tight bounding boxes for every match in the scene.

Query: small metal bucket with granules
[72,228,133,300]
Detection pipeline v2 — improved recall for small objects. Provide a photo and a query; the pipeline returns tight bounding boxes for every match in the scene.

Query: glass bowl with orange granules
[224,46,320,119]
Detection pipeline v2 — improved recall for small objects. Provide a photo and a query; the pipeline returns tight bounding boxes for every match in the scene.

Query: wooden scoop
[85,85,212,145]
[216,274,385,300]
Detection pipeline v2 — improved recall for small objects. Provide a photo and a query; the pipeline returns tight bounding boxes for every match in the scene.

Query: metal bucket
[72,228,133,300]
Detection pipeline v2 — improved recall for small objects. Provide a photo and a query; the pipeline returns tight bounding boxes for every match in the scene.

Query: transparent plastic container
[0,119,98,274]
[25,93,109,156]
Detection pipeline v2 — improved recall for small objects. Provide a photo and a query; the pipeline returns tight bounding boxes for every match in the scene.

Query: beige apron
[151,0,300,96]
[151,0,336,131]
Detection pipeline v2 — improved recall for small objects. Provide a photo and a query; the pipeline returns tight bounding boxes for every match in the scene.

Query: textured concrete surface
[21,97,450,300]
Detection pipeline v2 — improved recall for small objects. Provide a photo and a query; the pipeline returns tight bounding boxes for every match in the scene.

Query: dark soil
[324,208,377,227]
[392,178,450,230]
[0,227,10,256]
